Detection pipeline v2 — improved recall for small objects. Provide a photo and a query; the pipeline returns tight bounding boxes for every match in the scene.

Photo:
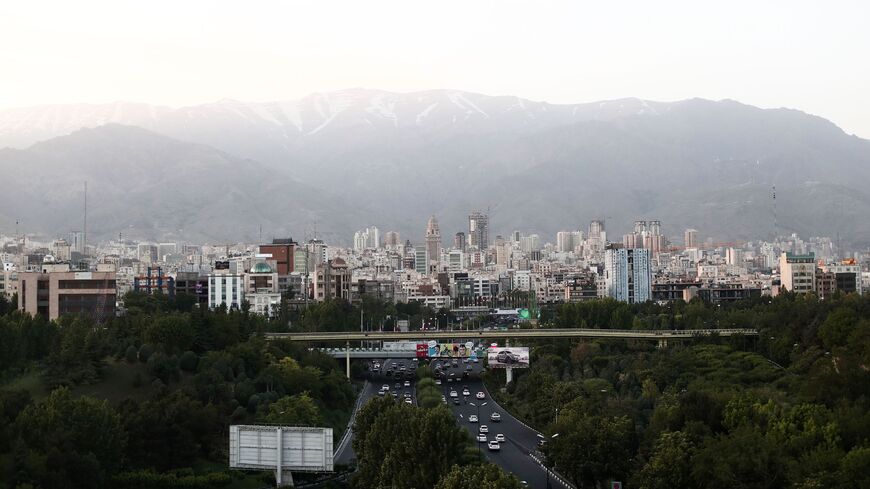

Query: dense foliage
[350,395,519,489]
[0,292,355,489]
[486,292,870,488]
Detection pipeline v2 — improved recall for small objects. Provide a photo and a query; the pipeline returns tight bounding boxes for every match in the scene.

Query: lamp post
[537,433,560,489]
[469,401,487,458]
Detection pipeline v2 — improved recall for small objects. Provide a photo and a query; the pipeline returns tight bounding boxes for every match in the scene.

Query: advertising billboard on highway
[229,425,333,473]
[487,346,530,368]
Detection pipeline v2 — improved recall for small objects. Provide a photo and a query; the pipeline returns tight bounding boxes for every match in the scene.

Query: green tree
[634,431,698,489]
[434,463,523,489]
[14,388,125,489]
[549,407,635,488]
[264,392,324,426]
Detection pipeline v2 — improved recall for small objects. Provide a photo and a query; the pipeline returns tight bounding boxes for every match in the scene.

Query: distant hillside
[0,125,366,243]
[1,90,869,245]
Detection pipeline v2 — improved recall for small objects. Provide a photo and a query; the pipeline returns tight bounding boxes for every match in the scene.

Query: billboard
[229,425,333,473]
[487,347,530,368]
[427,341,480,358]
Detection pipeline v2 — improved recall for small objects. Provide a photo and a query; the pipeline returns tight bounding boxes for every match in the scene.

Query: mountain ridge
[1,90,868,246]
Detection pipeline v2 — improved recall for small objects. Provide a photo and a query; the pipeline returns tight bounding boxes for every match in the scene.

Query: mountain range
[1,89,869,246]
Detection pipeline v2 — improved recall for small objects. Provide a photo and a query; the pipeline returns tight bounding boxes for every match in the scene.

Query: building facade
[18,268,116,320]
[604,247,652,303]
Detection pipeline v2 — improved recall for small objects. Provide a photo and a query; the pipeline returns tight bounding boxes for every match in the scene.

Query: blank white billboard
[229,425,334,473]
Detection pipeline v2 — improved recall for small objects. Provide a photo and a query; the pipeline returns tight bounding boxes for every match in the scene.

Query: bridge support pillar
[346,341,351,379]
[506,367,513,384]
[657,339,668,349]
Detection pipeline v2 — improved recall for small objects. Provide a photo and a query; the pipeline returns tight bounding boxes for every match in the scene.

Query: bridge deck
[265,328,757,342]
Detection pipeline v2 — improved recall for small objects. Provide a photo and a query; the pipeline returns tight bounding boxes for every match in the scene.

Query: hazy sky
[2,0,869,136]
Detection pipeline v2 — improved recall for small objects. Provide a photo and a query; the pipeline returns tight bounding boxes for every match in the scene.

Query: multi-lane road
[334,358,419,465]
[335,357,573,488]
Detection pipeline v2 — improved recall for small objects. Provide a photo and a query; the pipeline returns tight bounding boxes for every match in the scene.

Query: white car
[477,434,487,443]
[469,414,478,423]
[495,433,505,442]
[476,391,485,399]
[404,398,412,404]
[378,389,386,396]
[404,380,410,387]
[435,379,442,385]
[449,390,458,398]
[488,440,500,451]
[462,389,470,396]
[490,412,501,422]
[382,384,390,391]
[479,425,489,433]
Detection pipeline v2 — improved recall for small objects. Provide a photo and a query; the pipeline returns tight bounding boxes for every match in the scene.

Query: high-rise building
[684,229,698,248]
[454,232,466,252]
[425,216,441,272]
[259,238,296,275]
[556,231,577,253]
[468,211,489,250]
[519,234,540,253]
[384,231,400,248]
[353,226,380,250]
[779,252,816,294]
[414,246,428,275]
[157,242,178,261]
[604,246,652,303]
[589,220,605,240]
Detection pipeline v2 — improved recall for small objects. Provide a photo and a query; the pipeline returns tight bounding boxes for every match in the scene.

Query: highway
[437,360,572,488]
[336,356,572,487]
[334,357,418,466]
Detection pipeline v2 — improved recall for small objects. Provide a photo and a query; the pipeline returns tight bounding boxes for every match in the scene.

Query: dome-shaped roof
[251,262,273,273]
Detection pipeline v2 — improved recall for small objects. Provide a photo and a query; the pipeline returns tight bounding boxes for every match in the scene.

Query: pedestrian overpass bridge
[266,327,757,342]
[268,328,758,377]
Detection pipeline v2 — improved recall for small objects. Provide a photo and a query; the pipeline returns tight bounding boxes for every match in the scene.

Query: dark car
[496,350,520,364]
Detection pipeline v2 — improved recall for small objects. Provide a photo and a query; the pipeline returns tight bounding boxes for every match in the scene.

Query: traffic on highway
[335,352,572,488]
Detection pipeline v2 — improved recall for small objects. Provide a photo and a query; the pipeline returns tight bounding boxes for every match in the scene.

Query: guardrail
[266,328,758,342]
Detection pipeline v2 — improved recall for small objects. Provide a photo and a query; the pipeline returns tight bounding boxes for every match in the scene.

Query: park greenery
[0,292,355,489]
[484,292,870,488]
[2,289,869,488]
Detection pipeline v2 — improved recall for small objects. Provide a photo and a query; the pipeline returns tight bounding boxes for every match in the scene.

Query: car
[404,392,411,398]
[391,392,398,398]
[446,377,452,383]
[449,390,458,398]
[373,363,381,370]
[435,379,442,385]
[469,414,478,423]
[488,440,500,451]
[479,425,489,433]
[453,397,460,405]
[404,398,412,404]
[378,389,386,396]
[465,365,472,371]
[394,383,401,389]
[403,380,410,387]
[452,361,459,368]
[382,384,390,391]
[496,350,520,364]
[495,433,505,442]
[476,391,485,399]
[490,412,501,422]
[391,362,397,368]
[441,395,447,403]
[463,358,470,363]
[400,365,406,371]
[462,389,470,396]
[412,358,418,362]
[477,434,487,443]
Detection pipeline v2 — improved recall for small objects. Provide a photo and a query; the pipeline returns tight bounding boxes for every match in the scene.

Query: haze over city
[1,2,869,489]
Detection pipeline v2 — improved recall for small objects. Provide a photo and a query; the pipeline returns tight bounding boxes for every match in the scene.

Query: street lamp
[469,401,487,458]
[536,433,560,489]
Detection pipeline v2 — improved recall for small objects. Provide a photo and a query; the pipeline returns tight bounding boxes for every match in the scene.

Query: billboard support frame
[229,425,333,487]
